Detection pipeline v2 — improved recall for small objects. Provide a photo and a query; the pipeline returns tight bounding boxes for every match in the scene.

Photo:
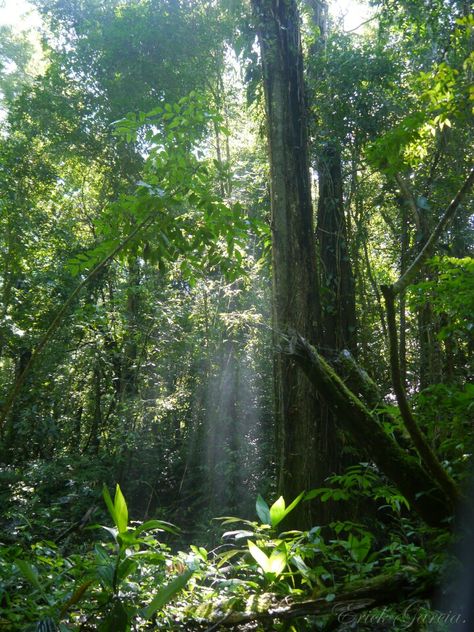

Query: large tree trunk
[252,0,325,526]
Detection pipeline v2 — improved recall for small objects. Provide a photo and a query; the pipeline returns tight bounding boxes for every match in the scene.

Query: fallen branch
[332,349,414,452]
[202,570,436,629]
[284,333,452,528]
[332,349,383,410]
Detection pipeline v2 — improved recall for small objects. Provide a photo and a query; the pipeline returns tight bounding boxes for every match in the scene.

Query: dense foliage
[0,0,472,630]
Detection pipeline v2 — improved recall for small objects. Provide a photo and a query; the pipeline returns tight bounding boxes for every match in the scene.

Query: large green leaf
[247,540,269,571]
[255,495,271,525]
[102,485,117,528]
[267,549,287,576]
[143,569,194,618]
[247,541,287,579]
[269,492,305,527]
[269,496,286,527]
[113,484,128,534]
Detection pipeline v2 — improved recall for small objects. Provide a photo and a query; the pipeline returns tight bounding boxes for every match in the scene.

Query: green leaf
[114,484,128,534]
[267,549,287,576]
[247,541,287,578]
[247,540,270,572]
[348,534,372,563]
[216,549,242,568]
[304,488,324,501]
[285,491,305,515]
[190,545,208,562]
[269,492,305,527]
[291,554,312,579]
[143,569,194,618]
[16,560,41,591]
[133,519,179,537]
[102,485,117,527]
[269,496,286,527]
[255,495,271,525]
[117,557,138,582]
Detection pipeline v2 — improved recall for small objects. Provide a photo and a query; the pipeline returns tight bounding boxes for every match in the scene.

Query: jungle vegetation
[0,0,473,630]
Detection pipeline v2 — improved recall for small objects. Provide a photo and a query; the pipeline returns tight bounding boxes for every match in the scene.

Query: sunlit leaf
[269,496,286,527]
[247,540,269,572]
[102,485,117,527]
[267,549,287,576]
[113,484,128,534]
[282,491,305,521]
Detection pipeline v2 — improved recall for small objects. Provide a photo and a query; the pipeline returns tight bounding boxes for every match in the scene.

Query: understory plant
[0,476,452,631]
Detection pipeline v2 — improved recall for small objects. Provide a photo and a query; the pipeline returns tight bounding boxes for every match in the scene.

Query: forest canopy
[0,0,473,630]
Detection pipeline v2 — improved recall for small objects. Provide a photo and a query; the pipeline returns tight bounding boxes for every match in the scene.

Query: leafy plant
[91,484,194,630]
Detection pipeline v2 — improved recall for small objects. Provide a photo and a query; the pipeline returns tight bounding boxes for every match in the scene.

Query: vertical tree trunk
[399,205,409,386]
[416,217,443,390]
[308,1,359,520]
[121,259,140,400]
[88,359,102,455]
[317,143,357,355]
[252,0,326,526]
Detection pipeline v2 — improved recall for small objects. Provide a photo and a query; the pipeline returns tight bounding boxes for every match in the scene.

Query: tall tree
[251,0,334,526]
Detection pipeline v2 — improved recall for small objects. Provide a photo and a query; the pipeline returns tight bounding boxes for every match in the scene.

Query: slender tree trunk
[117,258,141,486]
[399,205,409,385]
[121,259,140,399]
[88,359,102,455]
[317,143,357,355]
[417,205,443,389]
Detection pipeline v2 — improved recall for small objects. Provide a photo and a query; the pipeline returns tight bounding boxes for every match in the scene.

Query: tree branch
[372,168,474,509]
[381,285,461,508]
[283,333,452,528]
[393,167,474,296]
[201,570,436,628]
[394,172,421,230]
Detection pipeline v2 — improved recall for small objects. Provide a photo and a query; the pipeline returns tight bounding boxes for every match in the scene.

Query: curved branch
[393,167,474,296]
[381,285,461,508]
